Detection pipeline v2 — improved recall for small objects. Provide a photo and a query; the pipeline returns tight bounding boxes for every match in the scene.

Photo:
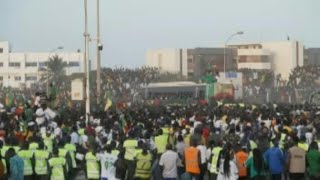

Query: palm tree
[39,55,68,88]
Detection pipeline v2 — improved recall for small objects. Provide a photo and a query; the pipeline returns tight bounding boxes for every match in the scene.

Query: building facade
[145,48,188,76]
[0,42,84,88]
[145,48,235,79]
[231,41,304,80]
[304,48,320,66]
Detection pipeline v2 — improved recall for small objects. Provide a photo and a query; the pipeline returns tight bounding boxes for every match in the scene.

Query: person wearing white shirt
[197,143,207,180]
[70,126,79,145]
[35,107,45,126]
[217,150,239,180]
[159,144,179,179]
[97,145,119,180]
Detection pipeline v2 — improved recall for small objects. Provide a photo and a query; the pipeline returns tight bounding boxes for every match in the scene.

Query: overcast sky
[1,0,319,68]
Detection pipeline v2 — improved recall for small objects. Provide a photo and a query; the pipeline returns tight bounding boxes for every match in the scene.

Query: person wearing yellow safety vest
[123,130,138,180]
[34,141,50,180]
[65,136,77,178]
[43,130,54,153]
[85,146,100,180]
[209,141,223,180]
[297,136,309,152]
[110,140,120,157]
[135,143,152,180]
[58,140,74,179]
[17,141,34,180]
[155,129,168,155]
[49,147,67,180]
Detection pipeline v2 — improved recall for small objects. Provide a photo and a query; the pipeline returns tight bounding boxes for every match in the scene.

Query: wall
[145,48,187,76]
[262,41,304,80]
[0,52,84,88]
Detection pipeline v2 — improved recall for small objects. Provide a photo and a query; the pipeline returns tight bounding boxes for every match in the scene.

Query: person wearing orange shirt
[183,139,201,180]
[235,144,248,180]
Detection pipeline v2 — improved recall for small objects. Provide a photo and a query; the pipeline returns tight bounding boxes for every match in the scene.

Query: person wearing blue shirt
[263,139,285,180]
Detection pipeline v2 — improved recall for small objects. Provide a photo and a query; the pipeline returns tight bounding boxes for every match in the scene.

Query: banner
[71,79,84,101]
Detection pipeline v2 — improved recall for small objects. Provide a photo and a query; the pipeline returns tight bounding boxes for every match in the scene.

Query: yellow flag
[104,98,112,111]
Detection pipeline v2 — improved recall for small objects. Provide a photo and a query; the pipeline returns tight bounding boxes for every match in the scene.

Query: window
[39,62,47,67]
[14,76,21,81]
[0,48,3,53]
[26,62,37,67]
[0,76,3,81]
[0,62,3,67]
[9,62,20,67]
[26,76,37,81]
[69,61,80,67]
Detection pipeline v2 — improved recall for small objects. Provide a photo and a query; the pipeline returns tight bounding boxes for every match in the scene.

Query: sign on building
[71,79,84,100]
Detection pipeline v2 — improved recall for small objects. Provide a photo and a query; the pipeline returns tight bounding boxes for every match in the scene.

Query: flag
[104,97,112,111]
[5,92,14,108]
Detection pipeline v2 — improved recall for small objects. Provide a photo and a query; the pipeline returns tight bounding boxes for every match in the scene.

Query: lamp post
[224,31,244,77]
[84,0,90,125]
[96,0,102,103]
[47,46,64,97]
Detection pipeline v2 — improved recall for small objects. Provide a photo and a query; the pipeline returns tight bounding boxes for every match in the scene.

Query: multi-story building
[304,48,320,66]
[0,41,84,88]
[145,41,305,80]
[145,48,235,79]
[230,41,304,80]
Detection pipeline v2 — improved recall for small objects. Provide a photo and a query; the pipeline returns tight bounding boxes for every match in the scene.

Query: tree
[39,55,68,88]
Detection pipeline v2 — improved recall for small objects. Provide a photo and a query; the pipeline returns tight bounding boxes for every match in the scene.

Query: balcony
[238,62,271,70]
[238,49,271,56]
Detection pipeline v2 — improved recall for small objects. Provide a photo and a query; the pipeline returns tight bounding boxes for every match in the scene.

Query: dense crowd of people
[0,66,320,180]
[0,94,319,180]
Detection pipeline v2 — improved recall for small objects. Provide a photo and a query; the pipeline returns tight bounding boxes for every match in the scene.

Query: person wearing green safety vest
[29,141,39,153]
[209,141,223,180]
[49,148,67,180]
[123,130,138,180]
[64,136,77,179]
[43,131,54,153]
[34,141,50,180]
[155,129,168,155]
[134,143,152,180]
[85,147,100,180]
[110,140,120,157]
[58,140,73,178]
[17,141,34,180]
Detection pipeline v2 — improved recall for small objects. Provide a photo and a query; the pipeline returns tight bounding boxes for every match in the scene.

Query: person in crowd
[217,148,239,180]
[49,148,66,180]
[245,148,267,180]
[287,136,306,180]
[175,134,185,177]
[7,147,24,180]
[263,139,285,180]
[34,141,50,180]
[184,139,201,180]
[123,130,138,180]
[135,143,152,180]
[85,145,100,180]
[235,144,248,180]
[97,145,118,180]
[306,141,320,180]
[159,144,178,180]
[17,141,34,180]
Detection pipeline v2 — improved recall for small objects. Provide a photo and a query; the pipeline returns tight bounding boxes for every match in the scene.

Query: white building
[145,48,188,76]
[0,41,84,88]
[230,41,304,80]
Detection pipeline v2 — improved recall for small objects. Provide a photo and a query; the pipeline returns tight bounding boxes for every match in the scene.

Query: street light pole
[84,0,90,125]
[224,31,244,77]
[96,0,102,103]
